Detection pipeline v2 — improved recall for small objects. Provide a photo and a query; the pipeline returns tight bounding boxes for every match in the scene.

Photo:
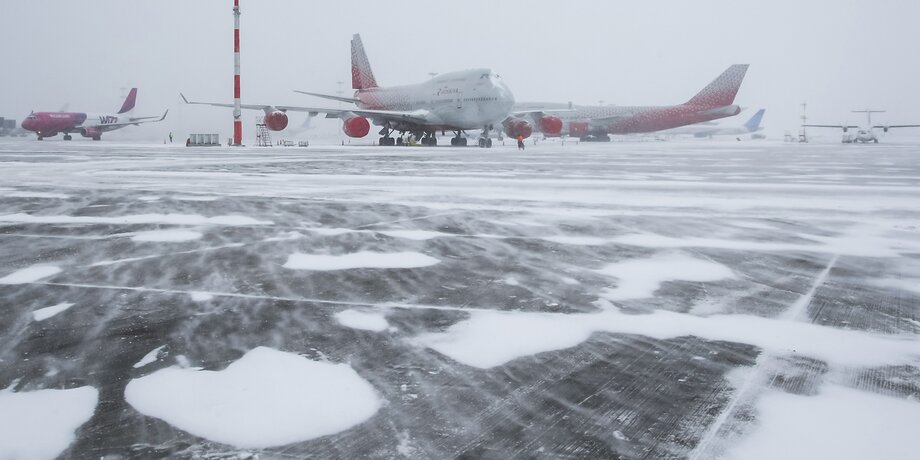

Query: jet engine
[81,127,102,140]
[342,115,370,138]
[503,117,533,139]
[538,115,563,136]
[883,126,889,133]
[263,110,289,131]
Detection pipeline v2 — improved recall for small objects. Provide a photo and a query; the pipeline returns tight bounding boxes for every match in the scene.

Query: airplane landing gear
[378,126,396,146]
[450,131,468,146]
[421,133,437,146]
[63,134,72,141]
[479,125,494,148]
[37,135,43,141]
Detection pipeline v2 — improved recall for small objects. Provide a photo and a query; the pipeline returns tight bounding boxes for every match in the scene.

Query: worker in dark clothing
[517,134,525,150]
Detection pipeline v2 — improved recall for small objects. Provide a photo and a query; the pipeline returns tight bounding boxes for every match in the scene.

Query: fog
[2,0,919,140]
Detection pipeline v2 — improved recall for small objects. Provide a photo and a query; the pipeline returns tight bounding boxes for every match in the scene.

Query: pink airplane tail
[118,88,138,114]
[685,65,749,108]
[351,34,378,90]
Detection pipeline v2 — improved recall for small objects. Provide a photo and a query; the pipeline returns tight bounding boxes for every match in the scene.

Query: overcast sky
[2,0,919,140]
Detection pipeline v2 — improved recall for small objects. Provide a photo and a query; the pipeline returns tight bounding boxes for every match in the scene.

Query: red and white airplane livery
[184,34,543,147]
[20,88,167,141]
[517,64,750,141]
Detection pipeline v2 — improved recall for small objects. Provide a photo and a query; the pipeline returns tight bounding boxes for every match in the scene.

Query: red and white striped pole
[232,0,242,146]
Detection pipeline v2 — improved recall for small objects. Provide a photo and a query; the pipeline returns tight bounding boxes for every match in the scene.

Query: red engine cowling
[342,116,370,138]
[568,121,589,138]
[81,127,102,140]
[504,117,533,139]
[538,116,563,136]
[264,110,289,131]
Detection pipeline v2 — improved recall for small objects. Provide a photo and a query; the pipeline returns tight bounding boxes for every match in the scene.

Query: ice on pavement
[0,387,98,460]
[131,229,203,242]
[31,302,75,321]
[0,265,62,284]
[724,384,920,460]
[597,253,736,301]
[283,251,440,270]
[335,309,391,332]
[133,345,166,368]
[124,346,381,448]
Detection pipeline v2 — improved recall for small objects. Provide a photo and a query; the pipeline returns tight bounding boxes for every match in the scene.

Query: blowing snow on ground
[0,139,918,458]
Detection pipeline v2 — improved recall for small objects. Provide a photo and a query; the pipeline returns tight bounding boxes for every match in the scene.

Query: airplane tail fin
[686,65,749,108]
[744,109,766,132]
[118,88,138,114]
[351,34,378,90]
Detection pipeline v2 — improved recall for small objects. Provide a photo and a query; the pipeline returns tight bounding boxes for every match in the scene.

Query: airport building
[0,117,20,136]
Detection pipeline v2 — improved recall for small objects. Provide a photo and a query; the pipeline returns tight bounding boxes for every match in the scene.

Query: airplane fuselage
[21,111,131,138]
[354,69,514,131]
[559,103,741,137]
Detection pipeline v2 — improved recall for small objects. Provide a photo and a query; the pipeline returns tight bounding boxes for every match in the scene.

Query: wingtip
[179,93,189,104]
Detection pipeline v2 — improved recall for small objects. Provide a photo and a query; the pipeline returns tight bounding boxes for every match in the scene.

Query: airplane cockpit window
[27,115,38,120]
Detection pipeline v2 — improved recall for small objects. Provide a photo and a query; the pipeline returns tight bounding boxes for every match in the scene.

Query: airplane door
[456,92,463,109]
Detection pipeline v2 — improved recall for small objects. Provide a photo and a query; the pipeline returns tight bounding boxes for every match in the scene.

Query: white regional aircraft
[804,109,920,143]
[184,34,536,148]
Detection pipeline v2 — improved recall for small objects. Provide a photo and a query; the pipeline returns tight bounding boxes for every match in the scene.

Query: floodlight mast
[232,0,242,146]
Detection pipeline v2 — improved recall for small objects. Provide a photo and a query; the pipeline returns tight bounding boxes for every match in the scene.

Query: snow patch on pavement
[125,347,381,448]
[335,309,390,332]
[377,229,451,241]
[597,253,735,301]
[189,291,214,302]
[6,191,70,199]
[131,229,203,242]
[871,278,920,295]
[0,265,62,284]
[32,302,75,321]
[724,385,920,460]
[284,251,439,271]
[0,386,98,460]
[173,195,219,202]
[542,235,610,246]
[416,307,919,369]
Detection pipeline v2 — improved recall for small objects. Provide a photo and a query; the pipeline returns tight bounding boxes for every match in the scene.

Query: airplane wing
[803,124,859,129]
[293,90,360,104]
[510,108,574,118]
[181,93,432,125]
[91,110,168,130]
[873,124,920,129]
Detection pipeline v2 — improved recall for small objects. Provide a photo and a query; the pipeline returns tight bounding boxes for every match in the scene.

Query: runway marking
[690,253,839,459]
[781,254,839,322]
[89,242,247,267]
[33,281,485,314]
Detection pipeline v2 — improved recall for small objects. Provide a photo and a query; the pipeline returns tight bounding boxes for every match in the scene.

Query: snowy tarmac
[0,138,918,459]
